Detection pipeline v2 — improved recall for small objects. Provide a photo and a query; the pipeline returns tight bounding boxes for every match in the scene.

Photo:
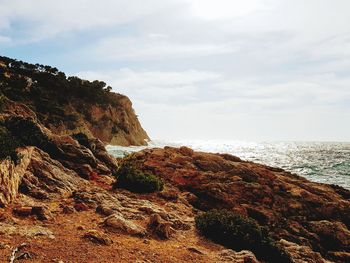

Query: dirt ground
[0,203,225,263]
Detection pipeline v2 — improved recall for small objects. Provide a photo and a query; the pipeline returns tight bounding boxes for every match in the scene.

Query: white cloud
[0,35,11,43]
[183,0,270,20]
[88,36,237,61]
[0,0,182,41]
[76,69,221,104]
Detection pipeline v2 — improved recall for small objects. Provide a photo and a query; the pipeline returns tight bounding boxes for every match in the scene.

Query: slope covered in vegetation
[0,56,149,146]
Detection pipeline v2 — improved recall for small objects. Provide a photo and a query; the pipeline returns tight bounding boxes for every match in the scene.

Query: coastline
[107,140,350,190]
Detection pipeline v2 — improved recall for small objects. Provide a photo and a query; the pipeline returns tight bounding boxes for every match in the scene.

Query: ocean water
[106,140,350,190]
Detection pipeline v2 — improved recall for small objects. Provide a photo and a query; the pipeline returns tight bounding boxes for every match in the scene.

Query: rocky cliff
[0,56,149,146]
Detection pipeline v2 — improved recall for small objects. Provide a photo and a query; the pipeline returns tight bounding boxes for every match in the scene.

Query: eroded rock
[83,230,113,245]
[103,213,146,236]
[148,213,173,239]
[218,249,259,263]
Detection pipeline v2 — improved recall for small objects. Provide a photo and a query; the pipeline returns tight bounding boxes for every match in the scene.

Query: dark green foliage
[195,209,292,263]
[113,157,164,193]
[4,117,50,148]
[0,94,6,112]
[0,116,62,161]
[0,126,21,162]
[0,56,121,128]
[0,115,53,162]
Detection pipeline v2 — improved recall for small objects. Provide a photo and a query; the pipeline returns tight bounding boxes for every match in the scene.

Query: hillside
[0,56,149,146]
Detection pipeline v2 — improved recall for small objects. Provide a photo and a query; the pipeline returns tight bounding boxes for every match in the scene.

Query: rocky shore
[0,57,349,262]
[0,108,349,261]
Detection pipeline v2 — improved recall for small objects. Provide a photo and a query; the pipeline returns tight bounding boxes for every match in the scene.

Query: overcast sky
[1,0,349,141]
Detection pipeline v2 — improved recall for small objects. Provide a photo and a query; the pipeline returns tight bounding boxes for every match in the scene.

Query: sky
[0,0,349,142]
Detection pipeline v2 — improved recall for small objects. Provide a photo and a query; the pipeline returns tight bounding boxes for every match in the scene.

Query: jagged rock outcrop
[0,99,118,205]
[0,148,32,206]
[130,146,350,262]
[20,147,88,200]
[0,145,89,207]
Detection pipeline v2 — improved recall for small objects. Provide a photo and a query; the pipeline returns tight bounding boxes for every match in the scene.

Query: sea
[106,140,350,190]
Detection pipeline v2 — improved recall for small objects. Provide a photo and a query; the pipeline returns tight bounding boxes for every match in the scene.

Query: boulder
[0,147,32,206]
[148,213,173,239]
[83,230,113,245]
[279,239,328,263]
[20,147,87,199]
[218,249,259,263]
[103,213,146,236]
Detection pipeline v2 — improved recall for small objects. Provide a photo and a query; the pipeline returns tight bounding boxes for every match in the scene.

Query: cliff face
[0,56,149,146]
[47,94,149,146]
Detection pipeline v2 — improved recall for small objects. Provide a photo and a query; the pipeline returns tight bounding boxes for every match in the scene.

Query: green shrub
[0,126,21,162]
[195,209,292,263]
[0,94,7,112]
[4,117,50,148]
[113,157,164,193]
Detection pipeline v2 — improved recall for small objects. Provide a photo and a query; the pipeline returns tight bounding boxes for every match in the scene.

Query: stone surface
[218,249,259,263]
[103,213,146,236]
[20,147,87,199]
[0,223,54,237]
[83,230,113,245]
[148,213,173,239]
[0,148,32,206]
[279,239,329,263]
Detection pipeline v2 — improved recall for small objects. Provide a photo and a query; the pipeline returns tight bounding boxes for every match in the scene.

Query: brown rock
[96,204,115,216]
[60,205,75,214]
[103,213,146,236]
[31,206,52,221]
[308,220,350,250]
[328,251,350,262]
[187,247,205,255]
[0,147,33,206]
[83,230,113,246]
[13,207,33,217]
[218,249,259,263]
[20,147,87,198]
[148,213,173,239]
[279,239,328,263]
[179,146,194,157]
[74,203,90,212]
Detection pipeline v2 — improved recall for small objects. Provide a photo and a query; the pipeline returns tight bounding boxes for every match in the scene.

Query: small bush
[195,209,292,263]
[4,117,49,148]
[113,157,164,193]
[0,126,21,162]
[0,94,7,112]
